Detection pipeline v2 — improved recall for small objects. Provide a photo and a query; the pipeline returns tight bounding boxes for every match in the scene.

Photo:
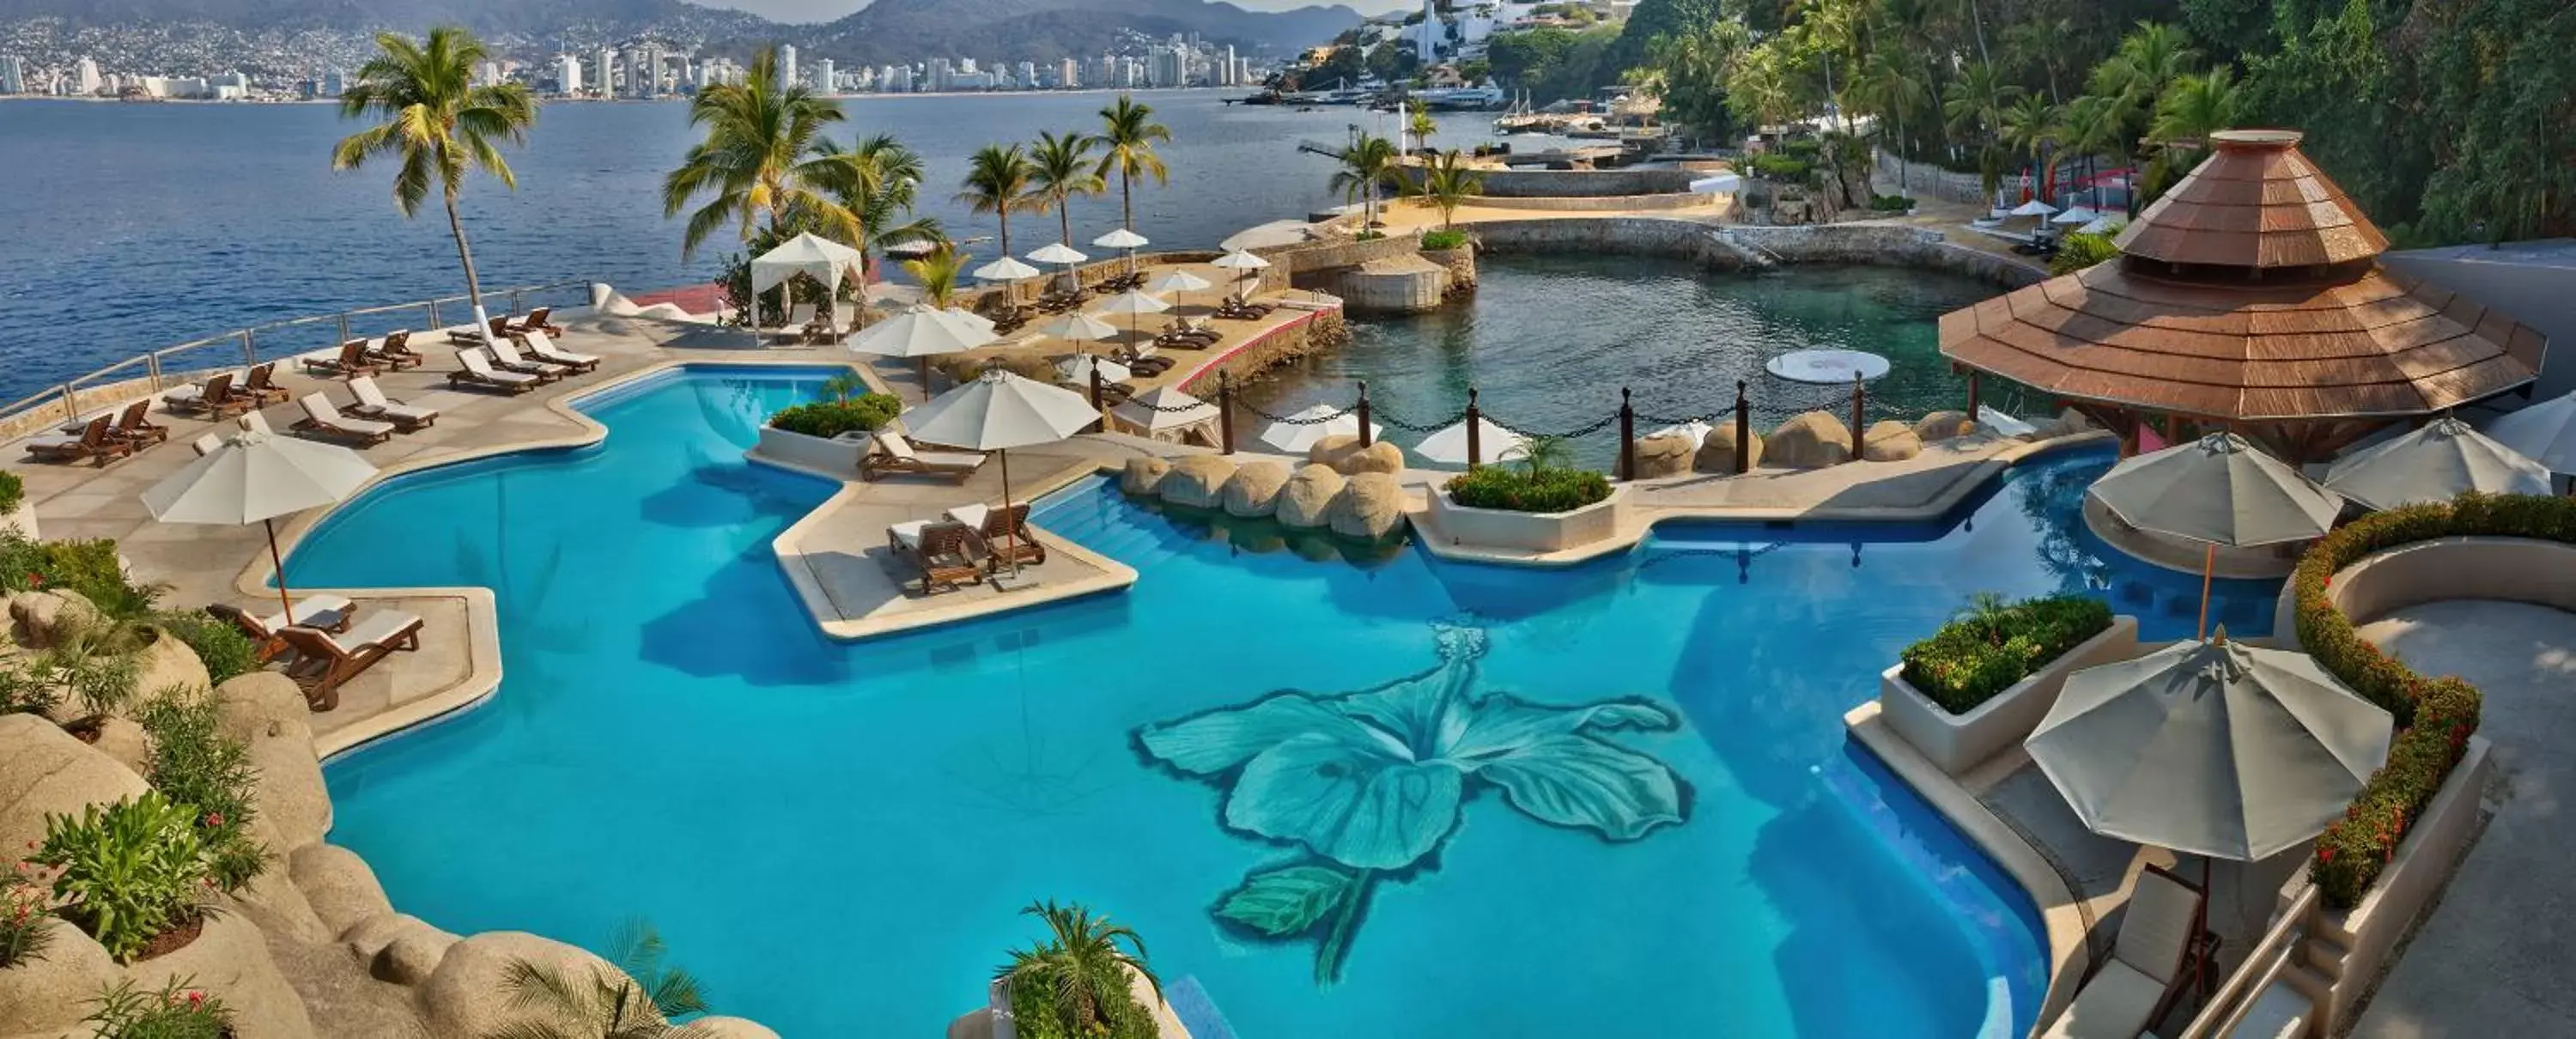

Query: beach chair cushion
[489,338,568,376]
[2114,870,2201,985]
[2038,958,2166,1039]
[337,610,422,650]
[459,349,540,385]
[298,393,395,439]
[348,378,439,424]
[943,503,991,530]
[519,331,599,365]
[889,519,933,549]
[253,594,355,635]
[191,433,224,456]
[23,428,90,455]
[878,433,985,470]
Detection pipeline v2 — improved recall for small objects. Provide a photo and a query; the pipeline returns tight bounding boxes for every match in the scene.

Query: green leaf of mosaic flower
[1479,734,1685,841]
[1214,863,1360,938]
[1224,732,1463,871]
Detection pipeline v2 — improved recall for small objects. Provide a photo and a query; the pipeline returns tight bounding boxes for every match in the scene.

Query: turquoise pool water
[301,366,2279,1038]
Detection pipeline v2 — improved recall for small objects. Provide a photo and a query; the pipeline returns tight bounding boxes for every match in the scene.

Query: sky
[695,0,1417,24]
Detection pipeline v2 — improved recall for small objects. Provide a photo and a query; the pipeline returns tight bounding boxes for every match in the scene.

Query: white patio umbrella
[1028,241,1089,293]
[2325,415,2551,510]
[848,304,998,389]
[1055,354,1131,386]
[1109,386,1219,441]
[2008,198,2059,218]
[1212,250,1273,302]
[750,232,866,335]
[141,430,378,620]
[1257,403,1384,454]
[902,368,1100,582]
[1036,312,1120,349]
[973,256,1042,283]
[2075,216,2124,237]
[2089,432,2342,638]
[1092,228,1150,280]
[1094,289,1171,346]
[2050,205,2101,226]
[1146,270,1212,310]
[2484,391,2576,480]
[1413,416,1528,466]
[2026,635,2394,865]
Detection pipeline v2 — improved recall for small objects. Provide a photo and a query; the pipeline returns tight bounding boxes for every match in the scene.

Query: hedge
[2287,494,2576,906]
[1898,594,2114,714]
[766,394,902,440]
[1443,465,1612,513]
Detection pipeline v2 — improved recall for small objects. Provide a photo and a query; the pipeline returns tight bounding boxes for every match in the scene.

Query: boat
[1416,84,1507,111]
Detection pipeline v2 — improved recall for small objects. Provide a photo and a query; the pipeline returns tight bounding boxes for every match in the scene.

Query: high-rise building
[1148,46,1184,88]
[72,57,100,95]
[595,48,616,97]
[812,58,835,93]
[1058,58,1078,89]
[778,45,798,90]
[555,54,581,95]
[1016,62,1036,89]
[929,58,955,93]
[1416,0,1443,60]
[1,55,27,95]
[1224,46,1238,87]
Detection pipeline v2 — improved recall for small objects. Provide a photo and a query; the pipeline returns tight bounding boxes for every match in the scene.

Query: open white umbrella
[2008,198,2060,218]
[2075,216,2123,236]
[1027,242,1089,266]
[1094,289,1171,347]
[1257,403,1384,454]
[1413,416,1528,466]
[2484,391,2576,478]
[902,368,1100,583]
[2050,205,2101,226]
[1109,386,1219,439]
[1036,312,1120,349]
[973,256,1042,283]
[2026,635,2394,863]
[2089,432,2342,638]
[2326,415,2551,510]
[1146,270,1212,310]
[1092,228,1150,281]
[1055,354,1131,386]
[1212,250,1273,303]
[848,304,998,390]
[141,429,377,620]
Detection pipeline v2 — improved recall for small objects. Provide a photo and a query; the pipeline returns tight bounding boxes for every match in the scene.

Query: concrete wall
[1467,216,2044,289]
[1467,167,1698,197]
[1460,192,1724,213]
[2310,738,2495,1034]
[1339,264,1448,313]
[2274,536,2576,636]
[2383,240,2573,403]
[1256,234,1425,276]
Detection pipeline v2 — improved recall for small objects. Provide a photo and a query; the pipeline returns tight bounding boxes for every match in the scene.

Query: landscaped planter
[2,498,33,541]
[1877,615,2141,775]
[1425,484,1627,553]
[750,424,875,475]
[2273,536,2576,642]
[2305,735,2494,1033]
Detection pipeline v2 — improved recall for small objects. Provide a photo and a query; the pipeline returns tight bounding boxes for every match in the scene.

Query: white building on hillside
[779,45,798,90]
[813,58,835,93]
[72,57,99,95]
[556,54,581,95]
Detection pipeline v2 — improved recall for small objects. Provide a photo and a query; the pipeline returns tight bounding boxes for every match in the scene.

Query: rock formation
[1764,411,1853,468]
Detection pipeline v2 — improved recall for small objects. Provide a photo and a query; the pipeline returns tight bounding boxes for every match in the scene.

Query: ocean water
[297,366,2281,1038]
[0,92,1494,402]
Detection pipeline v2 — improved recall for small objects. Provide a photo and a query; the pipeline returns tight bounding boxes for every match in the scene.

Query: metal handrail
[2180,885,2320,1039]
[2,280,593,425]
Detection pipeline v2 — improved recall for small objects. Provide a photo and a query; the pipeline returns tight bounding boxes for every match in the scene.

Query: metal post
[427,300,441,330]
[240,330,257,365]
[1218,373,1236,455]
[58,385,76,422]
[508,289,524,319]
[1465,388,1482,467]
[1965,369,1982,427]
[147,354,163,393]
[1355,381,1372,447]
[1733,380,1751,475]
[337,313,352,348]
[1849,374,1866,462]
[1618,387,1636,481]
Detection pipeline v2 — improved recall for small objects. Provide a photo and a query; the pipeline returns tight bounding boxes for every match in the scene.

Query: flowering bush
[1,864,53,968]
[85,975,234,1039]
[34,793,216,963]
[134,694,269,894]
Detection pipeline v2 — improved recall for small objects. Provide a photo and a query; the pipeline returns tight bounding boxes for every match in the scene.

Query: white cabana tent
[1109,386,1220,445]
[750,233,867,335]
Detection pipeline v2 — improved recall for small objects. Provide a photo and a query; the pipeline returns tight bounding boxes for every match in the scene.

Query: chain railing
[2,281,596,429]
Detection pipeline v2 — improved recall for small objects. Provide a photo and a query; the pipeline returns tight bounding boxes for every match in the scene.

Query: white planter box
[1426,484,1627,553]
[751,424,873,475]
[1,498,33,541]
[1877,615,2141,775]
[2310,736,2494,1032]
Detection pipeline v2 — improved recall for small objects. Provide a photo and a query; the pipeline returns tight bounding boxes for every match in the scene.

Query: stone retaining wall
[1257,234,1426,279]
[1467,217,2044,288]
[1466,167,1698,197]
[1459,192,1720,213]
[1175,310,1352,395]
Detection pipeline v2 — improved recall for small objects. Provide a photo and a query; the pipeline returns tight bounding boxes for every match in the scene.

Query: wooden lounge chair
[448,349,541,394]
[485,337,569,381]
[2038,865,2218,1039]
[276,610,423,712]
[447,317,507,347]
[60,400,167,446]
[947,502,1046,569]
[506,307,566,337]
[305,339,381,380]
[24,416,133,466]
[292,392,395,446]
[515,331,600,373]
[240,362,291,404]
[888,520,987,594]
[207,598,353,663]
[859,433,987,483]
[346,376,438,430]
[165,372,252,417]
[364,330,422,369]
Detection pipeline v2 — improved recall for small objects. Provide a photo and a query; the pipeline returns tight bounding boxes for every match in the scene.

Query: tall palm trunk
[1966,0,1990,64]
[440,173,490,343]
[1059,197,1072,246]
[1119,171,1133,231]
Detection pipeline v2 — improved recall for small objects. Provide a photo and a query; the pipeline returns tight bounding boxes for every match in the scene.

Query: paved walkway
[2349,600,2576,1037]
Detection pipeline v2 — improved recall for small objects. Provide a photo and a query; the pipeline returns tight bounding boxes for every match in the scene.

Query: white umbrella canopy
[1094,289,1172,317]
[2484,392,2576,476]
[2090,431,2342,638]
[2026,636,2394,862]
[1036,312,1121,346]
[1413,416,1528,466]
[1027,242,1090,266]
[1211,250,1273,272]
[2008,198,2060,217]
[1055,354,1132,386]
[2326,415,2552,510]
[901,368,1101,582]
[1110,386,1219,434]
[142,429,379,618]
[845,305,997,359]
[2050,205,2102,225]
[1257,404,1385,453]
[2075,216,2124,236]
[973,256,1042,283]
[1091,228,1150,250]
[1146,270,1212,295]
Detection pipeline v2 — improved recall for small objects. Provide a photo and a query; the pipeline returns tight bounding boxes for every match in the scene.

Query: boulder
[7,588,101,648]
[1913,410,1976,442]
[419,932,651,1039]
[687,1019,785,1039]
[2039,408,2098,440]
[1118,456,1171,497]
[211,678,329,851]
[1327,473,1408,541]
[125,909,318,1039]
[1155,455,1236,509]
[1219,461,1291,518]
[0,919,117,1036]
[1764,411,1853,469]
[0,714,148,854]
[215,671,315,748]
[341,914,459,987]
[88,716,152,777]
[1862,421,1923,462]
[1630,434,1695,478]
[1275,465,1345,529]
[1305,434,1364,469]
[227,856,331,945]
[1334,441,1405,477]
[1693,422,1762,473]
[289,843,394,938]
[130,628,212,698]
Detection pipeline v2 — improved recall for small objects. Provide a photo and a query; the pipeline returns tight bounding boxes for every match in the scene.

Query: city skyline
[691,0,1417,21]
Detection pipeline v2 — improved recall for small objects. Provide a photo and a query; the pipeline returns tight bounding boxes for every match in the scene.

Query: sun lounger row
[444,307,567,348]
[166,362,290,418]
[886,503,1045,594]
[23,401,164,466]
[1214,295,1275,320]
[290,375,440,446]
[1154,319,1222,350]
[304,331,424,380]
[208,598,423,711]
[447,331,601,394]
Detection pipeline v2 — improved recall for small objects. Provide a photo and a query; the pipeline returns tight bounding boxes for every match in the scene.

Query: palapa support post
[1217,373,1236,455]
[1356,381,1373,447]
[1619,387,1636,481]
[1733,380,1751,475]
[1849,374,1866,462]
[1465,387,1482,467]
[1965,370,1981,428]
[1089,366,1104,411]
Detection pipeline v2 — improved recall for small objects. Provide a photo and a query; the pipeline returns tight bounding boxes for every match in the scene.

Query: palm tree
[902,246,965,310]
[1328,133,1402,229]
[993,900,1162,1037]
[661,47,856,258]
[2142,67,2244,204]
[2001,93,2061,197]
[1406,149,1484,229]
[2056,94,2122,210]
[812,133,939,327]
[1942,62,2020,199]
[1407,99,1437,153]
[1854,50,1931,191]
[331,27,538,343]
[2090,21,2199,137]
[957,143,1038,259]
[1089,94,1171,235]
[1027,130,1105,248]
[477,921,710,1039]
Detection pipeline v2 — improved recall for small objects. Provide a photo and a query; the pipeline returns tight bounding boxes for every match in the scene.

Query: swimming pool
[300,366,2279,1037]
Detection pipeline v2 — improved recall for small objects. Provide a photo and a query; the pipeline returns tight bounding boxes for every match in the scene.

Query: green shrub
[151,611,258,685]
[1008,973,1157,1039]
[1420,228,1468,250]
[0,656,63,717]
[1,869,52,968]
[0,470,21,515]
[1443,465,1613,513]
[34,793,216,963]
[133,694,268,894]
[766,394,902,440]
[0,534,161,619]
[2049,231,2123,275]
[1747,153,1814,183]
[1868,193,1916,211]
[84,975,234,1039]
[1898,594,2115,713]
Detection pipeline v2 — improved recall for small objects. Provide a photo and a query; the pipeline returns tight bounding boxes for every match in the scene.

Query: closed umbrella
[1413,416,1528,466]
[1092,228,1149,281]
[2484,391,2576,480]
[901,368,1100,585]
[1257,403,1384,454]
[848,304,998,390]
[2026,635,2394,863]
[2325,415,2550,510]
[2088,432,2341,638]
[141,429,378,620]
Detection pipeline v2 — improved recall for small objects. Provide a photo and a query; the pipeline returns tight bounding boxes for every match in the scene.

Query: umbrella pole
[1001,449,1020,579]
[264,517,296,621]
[2197,542,2215,641]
